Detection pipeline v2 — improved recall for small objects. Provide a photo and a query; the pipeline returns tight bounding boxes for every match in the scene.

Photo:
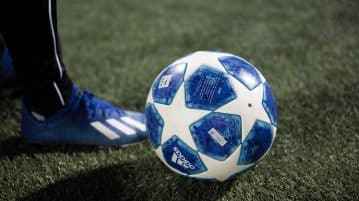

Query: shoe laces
[81,90,119,119]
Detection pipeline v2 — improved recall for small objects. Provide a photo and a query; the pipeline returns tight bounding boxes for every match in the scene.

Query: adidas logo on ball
[171,147,195,169]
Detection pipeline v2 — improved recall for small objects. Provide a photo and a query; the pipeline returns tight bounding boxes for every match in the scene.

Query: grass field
[1,0,359,200]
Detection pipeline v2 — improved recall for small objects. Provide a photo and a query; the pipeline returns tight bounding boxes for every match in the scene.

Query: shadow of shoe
[18,156,235,201]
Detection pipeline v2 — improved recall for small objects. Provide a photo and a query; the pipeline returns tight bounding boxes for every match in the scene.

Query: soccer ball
[145,51,278,182]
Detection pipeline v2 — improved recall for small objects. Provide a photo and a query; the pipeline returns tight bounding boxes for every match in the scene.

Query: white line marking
[90,121,120,140]
[107,119,136,136]
[121,117,146,132]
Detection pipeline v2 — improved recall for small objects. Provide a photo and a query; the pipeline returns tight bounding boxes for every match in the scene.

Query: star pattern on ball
[154,84,211,149]
[172,51,230,80]
[191,145,255,181]
[217,76,271,140]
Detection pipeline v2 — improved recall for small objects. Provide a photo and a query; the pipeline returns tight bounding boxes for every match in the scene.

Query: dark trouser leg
[0,0,73,117]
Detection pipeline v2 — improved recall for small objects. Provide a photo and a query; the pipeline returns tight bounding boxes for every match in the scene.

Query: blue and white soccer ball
[145,51,278,182]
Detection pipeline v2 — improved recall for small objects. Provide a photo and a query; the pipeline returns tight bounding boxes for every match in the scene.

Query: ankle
[24,73,73,119]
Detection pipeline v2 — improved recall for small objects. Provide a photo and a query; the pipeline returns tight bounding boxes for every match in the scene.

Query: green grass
[1,0,359,200]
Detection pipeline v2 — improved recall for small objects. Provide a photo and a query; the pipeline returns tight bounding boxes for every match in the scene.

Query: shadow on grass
[0,137,103,159]
[19,157,234,201]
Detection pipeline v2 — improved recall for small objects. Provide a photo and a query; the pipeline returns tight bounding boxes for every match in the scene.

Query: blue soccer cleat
[21,86,148,146]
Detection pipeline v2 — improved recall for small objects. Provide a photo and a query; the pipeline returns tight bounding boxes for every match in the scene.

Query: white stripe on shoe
[121,117,146,132]
[90,121,120,140]
[106,119,136,136]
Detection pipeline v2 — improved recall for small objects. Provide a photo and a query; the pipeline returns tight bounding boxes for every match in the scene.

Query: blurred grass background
[0,0,358,200]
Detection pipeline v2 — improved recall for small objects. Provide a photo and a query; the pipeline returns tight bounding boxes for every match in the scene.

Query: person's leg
[0,0,147,146]
[0,0,72,118]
